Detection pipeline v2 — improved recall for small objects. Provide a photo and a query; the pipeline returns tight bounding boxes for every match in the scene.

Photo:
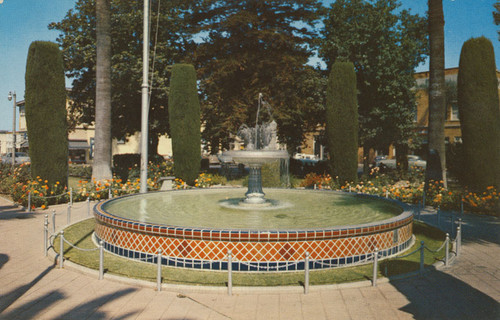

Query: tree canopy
[49,0,195,154]
[189,0,326,153]
[320,0,428,161]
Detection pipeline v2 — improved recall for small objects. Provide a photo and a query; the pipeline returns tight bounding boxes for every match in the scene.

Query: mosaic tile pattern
[93,198,414,271]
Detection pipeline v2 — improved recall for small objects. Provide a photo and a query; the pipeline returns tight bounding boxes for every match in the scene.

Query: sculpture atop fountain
[223,94,288,206]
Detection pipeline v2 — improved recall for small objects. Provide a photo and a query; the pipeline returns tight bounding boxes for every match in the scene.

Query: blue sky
[0,0,498,131]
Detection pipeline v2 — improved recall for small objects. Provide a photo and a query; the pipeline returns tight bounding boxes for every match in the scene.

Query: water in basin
[102,188,402,230]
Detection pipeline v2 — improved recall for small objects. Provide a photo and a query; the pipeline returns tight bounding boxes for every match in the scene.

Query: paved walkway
[0,196,498,319]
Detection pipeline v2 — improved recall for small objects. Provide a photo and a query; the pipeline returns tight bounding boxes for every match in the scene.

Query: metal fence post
[27,191,31,213]
[59,230,64,268]
[44,214,49,256]
[157,249,162,291]
[419,241,425,275]
[372,248,379,286]
[67,204,71,225]
[304,252,310,294]
[87,197,90,217]
[99,240,104,280]
[69,187,73,206]
[52,210,56,233]
[445,233,450,267]
[227,250,232,296]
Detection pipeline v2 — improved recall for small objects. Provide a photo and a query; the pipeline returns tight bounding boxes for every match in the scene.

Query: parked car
[1,152,30,164]
[375,155,426,170]
[408,155,426,168]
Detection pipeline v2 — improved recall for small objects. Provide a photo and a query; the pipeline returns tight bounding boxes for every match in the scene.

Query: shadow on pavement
[0,204,35,221]
[0,254,8,269]
[0,286,137,320]
[417,210,500,245]
[0,290,65,320]
[391,270,499,319]
[0,264,55,314]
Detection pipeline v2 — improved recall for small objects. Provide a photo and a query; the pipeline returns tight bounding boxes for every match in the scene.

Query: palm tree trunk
[426,0,446,188]
[93,0,113,180]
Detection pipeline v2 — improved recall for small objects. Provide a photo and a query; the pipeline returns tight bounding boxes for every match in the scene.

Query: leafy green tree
[93,0,113,180]
[326,61,358,184]
[320,0,427,171]
[25,41,68,186]
[168,64,201,185]
[49,0,195,155]
[190,0,325,153]
[426,0,446,187]
[457,37,500,191]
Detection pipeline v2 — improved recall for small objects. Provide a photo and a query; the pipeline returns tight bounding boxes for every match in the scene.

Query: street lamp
[7,91,16,169]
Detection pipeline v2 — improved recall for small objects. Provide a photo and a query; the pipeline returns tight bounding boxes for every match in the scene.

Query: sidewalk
[0,196,498,319]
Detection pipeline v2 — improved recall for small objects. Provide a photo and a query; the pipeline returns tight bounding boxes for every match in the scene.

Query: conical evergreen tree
[326,61,359,185]
[168,64,201,185]
[457,37,500,191]
[25,41,68,187]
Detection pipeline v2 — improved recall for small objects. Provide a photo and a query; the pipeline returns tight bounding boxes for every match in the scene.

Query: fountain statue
[222,94,289,205]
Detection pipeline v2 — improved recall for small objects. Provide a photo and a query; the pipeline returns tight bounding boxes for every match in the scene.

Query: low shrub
[112,153,141,180]
[68,164,92,178]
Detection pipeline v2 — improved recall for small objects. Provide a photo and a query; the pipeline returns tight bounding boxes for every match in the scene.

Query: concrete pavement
[0,196,498,319]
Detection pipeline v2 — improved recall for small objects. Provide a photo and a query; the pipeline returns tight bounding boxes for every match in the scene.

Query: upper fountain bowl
[222,149,289,166]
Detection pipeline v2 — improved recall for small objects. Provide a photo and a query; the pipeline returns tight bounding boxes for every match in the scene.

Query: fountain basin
[94,189,413,271]
[222,149,289,165]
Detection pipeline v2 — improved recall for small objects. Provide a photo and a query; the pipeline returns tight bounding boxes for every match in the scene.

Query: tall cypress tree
[168,64,201,185]
[25,41,68,187]
[326,61,359,185]
[457,37,500,191]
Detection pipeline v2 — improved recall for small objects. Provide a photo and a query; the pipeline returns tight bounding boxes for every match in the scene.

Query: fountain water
[222,94,288,205]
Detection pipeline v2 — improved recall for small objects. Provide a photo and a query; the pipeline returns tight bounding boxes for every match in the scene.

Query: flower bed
[299,170,498,215]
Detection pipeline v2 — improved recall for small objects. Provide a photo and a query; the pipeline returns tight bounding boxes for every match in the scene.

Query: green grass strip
[53,219,448,286]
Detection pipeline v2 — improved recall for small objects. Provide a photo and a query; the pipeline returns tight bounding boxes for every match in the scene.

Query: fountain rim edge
[93,187,414,233]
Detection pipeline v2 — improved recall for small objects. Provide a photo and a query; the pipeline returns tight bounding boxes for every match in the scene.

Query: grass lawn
[53,219,448,287]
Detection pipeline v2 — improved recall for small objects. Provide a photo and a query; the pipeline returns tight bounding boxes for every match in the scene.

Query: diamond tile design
[94,199,414,271]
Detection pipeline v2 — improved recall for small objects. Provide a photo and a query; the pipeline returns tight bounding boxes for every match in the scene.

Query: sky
[0,0,499,132]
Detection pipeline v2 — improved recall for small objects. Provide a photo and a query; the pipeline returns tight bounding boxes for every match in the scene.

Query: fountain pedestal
[222,149,289,207]
[244,165,266,205]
